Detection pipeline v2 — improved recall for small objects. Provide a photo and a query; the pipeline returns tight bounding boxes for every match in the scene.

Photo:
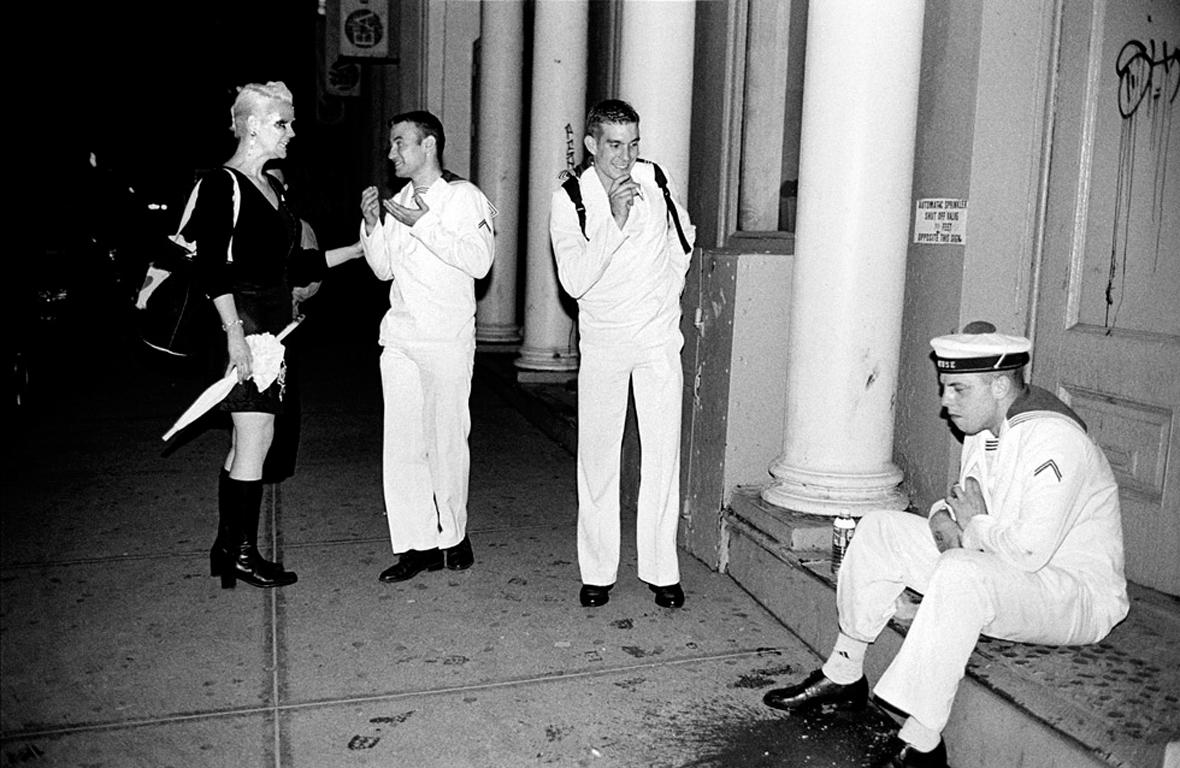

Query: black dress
[185,167,327,414]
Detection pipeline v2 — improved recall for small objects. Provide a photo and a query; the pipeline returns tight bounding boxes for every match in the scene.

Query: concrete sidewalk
[1,306,898,767]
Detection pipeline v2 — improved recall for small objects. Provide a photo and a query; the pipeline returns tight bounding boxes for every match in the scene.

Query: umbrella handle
[276,315,305,343]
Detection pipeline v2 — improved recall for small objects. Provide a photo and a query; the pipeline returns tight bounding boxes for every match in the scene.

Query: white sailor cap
[930,321,1031,373]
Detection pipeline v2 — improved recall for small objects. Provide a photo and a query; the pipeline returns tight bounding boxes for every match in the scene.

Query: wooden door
[1035,0,1179,594]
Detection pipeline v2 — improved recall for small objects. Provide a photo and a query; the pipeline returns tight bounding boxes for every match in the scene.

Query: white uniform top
[360,176,495,345]
[936,387,1129,629]
[549,161,695,347]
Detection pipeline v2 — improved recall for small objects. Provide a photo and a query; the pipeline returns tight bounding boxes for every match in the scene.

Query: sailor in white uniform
[762,321,1128,768]
[549,99,696,609]
[359,111,495,583]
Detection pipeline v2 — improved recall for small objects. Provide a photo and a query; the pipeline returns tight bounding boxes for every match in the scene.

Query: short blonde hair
[230,81,294,138]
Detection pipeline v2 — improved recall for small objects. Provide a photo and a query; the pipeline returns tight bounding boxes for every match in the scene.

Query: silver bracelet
[222,319,244,332]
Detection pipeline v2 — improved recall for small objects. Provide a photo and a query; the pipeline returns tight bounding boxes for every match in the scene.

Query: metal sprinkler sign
[914,198,968,245]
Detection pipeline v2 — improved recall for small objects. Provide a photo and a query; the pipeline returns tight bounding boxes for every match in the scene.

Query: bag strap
[561,161,690,254]
[224,168,240,263]
[639,159,691,256]
[561,171,588,241]
[168,168,241,263]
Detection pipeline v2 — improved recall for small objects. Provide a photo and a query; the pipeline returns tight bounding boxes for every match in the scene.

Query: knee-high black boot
[210,474,297,588]
[210,469,286,579]
[236,479,296,584]
[212,471,232,573]
[210,469,236,577]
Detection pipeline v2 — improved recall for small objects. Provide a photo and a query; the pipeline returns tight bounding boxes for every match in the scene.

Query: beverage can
[831,514,857,576]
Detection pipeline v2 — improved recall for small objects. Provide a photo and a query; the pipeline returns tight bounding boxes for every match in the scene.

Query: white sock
[820,632,868,684]
[898,716,942,753]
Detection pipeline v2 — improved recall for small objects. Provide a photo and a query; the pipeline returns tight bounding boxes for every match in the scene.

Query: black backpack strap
[560,162,689,252]
[560,167,589,240]
[644,160,691,255]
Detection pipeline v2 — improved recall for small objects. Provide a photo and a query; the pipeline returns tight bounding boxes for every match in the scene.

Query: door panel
[1037,0,1179,593]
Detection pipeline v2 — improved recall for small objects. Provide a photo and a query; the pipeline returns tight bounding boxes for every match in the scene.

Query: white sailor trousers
[576,336,683,587]
[838,509,1115,733]
[379,340,473,554]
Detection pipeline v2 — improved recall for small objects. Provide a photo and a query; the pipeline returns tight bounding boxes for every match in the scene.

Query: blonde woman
[185,81,361,588]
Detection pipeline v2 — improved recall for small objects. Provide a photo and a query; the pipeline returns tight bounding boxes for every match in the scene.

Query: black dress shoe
[579,583,613,607]
[443,536,474,570]
[649,583,685,608]
[378,548,444,583]
[762,668,868,712]
[876,737,948,768]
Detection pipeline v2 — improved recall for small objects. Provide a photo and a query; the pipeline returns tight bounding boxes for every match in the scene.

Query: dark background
[38,3,309,180]
[22,3,380,303]
[9,0,386,405]
[27,1,369,240]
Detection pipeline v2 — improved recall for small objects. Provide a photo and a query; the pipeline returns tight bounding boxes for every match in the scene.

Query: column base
[761,464,909,518]
[476,323,522,344]
[515,346,579,372]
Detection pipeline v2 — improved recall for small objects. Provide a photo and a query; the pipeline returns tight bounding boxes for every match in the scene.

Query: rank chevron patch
[1034,460,1062,482]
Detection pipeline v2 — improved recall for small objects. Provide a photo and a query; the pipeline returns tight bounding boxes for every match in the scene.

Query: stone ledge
[726,484,835,553]
[723,487,1178,768]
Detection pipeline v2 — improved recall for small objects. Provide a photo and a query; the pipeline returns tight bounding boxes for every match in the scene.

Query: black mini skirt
[217,284,292,415]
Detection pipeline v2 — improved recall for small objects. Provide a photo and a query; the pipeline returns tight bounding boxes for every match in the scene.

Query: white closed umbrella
[161,317,303,441]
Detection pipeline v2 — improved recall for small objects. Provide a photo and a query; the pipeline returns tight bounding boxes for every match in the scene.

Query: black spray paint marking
[1107,38,1178,329]
[346,711,415,751]
[1116,39,1179,119]
[565,123,577,173]
[347,735,380,750]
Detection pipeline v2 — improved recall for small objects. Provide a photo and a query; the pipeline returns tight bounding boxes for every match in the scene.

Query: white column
[762,0,925,517]
[474,0,524,344]
[617,0,696,192]
[515,0,587,373]
[423,1,480,178]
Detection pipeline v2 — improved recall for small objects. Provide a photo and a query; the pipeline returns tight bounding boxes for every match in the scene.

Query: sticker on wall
[913,199,968,245]
[329,0,397,61]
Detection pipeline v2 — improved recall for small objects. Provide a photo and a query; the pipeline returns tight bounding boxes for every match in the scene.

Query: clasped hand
[947,476,987,526]
[928,509,962,553]
[928,476,987,553]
